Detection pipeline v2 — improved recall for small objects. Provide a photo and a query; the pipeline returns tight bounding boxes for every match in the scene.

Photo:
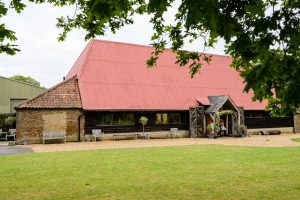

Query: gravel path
[0,142,33,155]
[21,134,300,153]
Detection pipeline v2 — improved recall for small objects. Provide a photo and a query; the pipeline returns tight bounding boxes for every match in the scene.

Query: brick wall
[16,109,85,144]
[294,113,300,133]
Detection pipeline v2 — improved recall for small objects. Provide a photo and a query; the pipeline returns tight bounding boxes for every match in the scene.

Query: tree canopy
[1,0,300,115]
[10,75,41,87]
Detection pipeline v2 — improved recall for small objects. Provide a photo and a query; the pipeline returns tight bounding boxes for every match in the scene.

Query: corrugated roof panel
[67,39,267,110]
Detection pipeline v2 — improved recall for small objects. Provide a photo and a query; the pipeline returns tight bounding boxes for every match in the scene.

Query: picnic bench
[113,133,139,140]
[42,131,66,144]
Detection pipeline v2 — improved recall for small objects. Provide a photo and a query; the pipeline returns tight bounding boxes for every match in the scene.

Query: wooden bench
[43,131,66,144]
[113,133,138,140]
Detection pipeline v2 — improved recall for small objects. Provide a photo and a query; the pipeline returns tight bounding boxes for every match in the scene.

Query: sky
[0,0,225,88]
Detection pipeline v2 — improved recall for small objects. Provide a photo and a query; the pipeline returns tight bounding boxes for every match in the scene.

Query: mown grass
[291,138,300,142]
[1,145,300,200]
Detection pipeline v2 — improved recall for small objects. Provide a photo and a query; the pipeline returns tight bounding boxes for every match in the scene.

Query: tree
[0,0,24,55]
[1,0,300,115]
[5,116,16,129]
[10,75,40,87]
[139,116,148,134]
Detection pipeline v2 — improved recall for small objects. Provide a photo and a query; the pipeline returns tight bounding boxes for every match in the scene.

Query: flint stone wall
[16,109,84,144]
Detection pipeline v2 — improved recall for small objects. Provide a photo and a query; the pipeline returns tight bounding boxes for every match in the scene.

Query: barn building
[15,40,296,143]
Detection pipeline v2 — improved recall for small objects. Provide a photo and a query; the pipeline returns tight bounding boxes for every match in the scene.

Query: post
[237,112,240,134]
[226,114,229,135]
[203,114,206,135]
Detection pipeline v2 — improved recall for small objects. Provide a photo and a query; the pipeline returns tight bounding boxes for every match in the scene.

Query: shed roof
[16,76,82,109]
[65,39,267,111]
[205,95,240,114]
[205,96,230,113]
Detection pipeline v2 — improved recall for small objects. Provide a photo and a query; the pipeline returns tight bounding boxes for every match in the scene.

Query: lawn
[1,145,300,200]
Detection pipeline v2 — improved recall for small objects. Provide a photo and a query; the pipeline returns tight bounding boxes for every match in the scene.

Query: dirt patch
[22,134,300,153]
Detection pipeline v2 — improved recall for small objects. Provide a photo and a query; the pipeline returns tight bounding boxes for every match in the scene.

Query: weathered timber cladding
[245,116,294,129]
[16,109,84,143]
[294,114,300,133]
[84,111,189,134]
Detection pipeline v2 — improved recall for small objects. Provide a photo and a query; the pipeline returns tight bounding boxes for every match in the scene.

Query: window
[155,113,168,124]
[97,113,134,125]
[169,113,183,124]
[155,113,186,124]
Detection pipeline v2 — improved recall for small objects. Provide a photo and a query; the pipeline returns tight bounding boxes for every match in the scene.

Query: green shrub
[5,116,16,129]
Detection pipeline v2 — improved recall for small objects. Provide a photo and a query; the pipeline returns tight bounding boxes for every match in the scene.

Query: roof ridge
[77,41,94,79]
[66,41,94,79]
[91,39,230,58]
[16,75,77,109]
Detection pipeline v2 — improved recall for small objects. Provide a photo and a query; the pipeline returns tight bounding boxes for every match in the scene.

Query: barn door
[189,106,204,137]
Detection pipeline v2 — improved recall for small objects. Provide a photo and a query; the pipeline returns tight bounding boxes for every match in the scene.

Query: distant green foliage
[0,116,5,128]
[1,0,299,114]
[10,75,40,87]
[5,115,16,128]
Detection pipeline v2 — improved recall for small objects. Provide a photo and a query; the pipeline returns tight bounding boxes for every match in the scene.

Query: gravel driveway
[19,134,300,153]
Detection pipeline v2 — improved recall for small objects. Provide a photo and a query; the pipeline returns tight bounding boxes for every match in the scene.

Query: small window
[155,113,168,124]
[117,114,134,125]
[155,113,186,124]
[97,114,112,125]
[97,113,134,125]
[169,113,183,124]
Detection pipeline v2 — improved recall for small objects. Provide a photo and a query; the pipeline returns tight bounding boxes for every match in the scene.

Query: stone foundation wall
[247,127,294,134]
[294,113,300,133]
[16,109,85,144]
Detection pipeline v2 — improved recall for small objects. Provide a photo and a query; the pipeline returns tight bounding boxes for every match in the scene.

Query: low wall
[84,130,190,141]
[16,109,85,144]
[248,127,294,134]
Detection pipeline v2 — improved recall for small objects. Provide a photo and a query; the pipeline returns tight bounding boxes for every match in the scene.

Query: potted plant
[240,124,247,137]
[206,123,214,139]
[139,116,148,137]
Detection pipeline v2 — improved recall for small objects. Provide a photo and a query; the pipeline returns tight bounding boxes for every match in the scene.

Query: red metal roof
[66,39,267,111]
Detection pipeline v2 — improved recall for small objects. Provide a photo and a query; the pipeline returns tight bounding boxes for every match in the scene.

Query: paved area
[19,134,300,153]
[0,142,33,155]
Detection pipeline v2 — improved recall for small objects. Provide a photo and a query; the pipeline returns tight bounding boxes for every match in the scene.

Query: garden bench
[6,129,16,141]
[42,131,66,144]
[92,129,104,141]
[169,128,181,138]
[113,133,138,140]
